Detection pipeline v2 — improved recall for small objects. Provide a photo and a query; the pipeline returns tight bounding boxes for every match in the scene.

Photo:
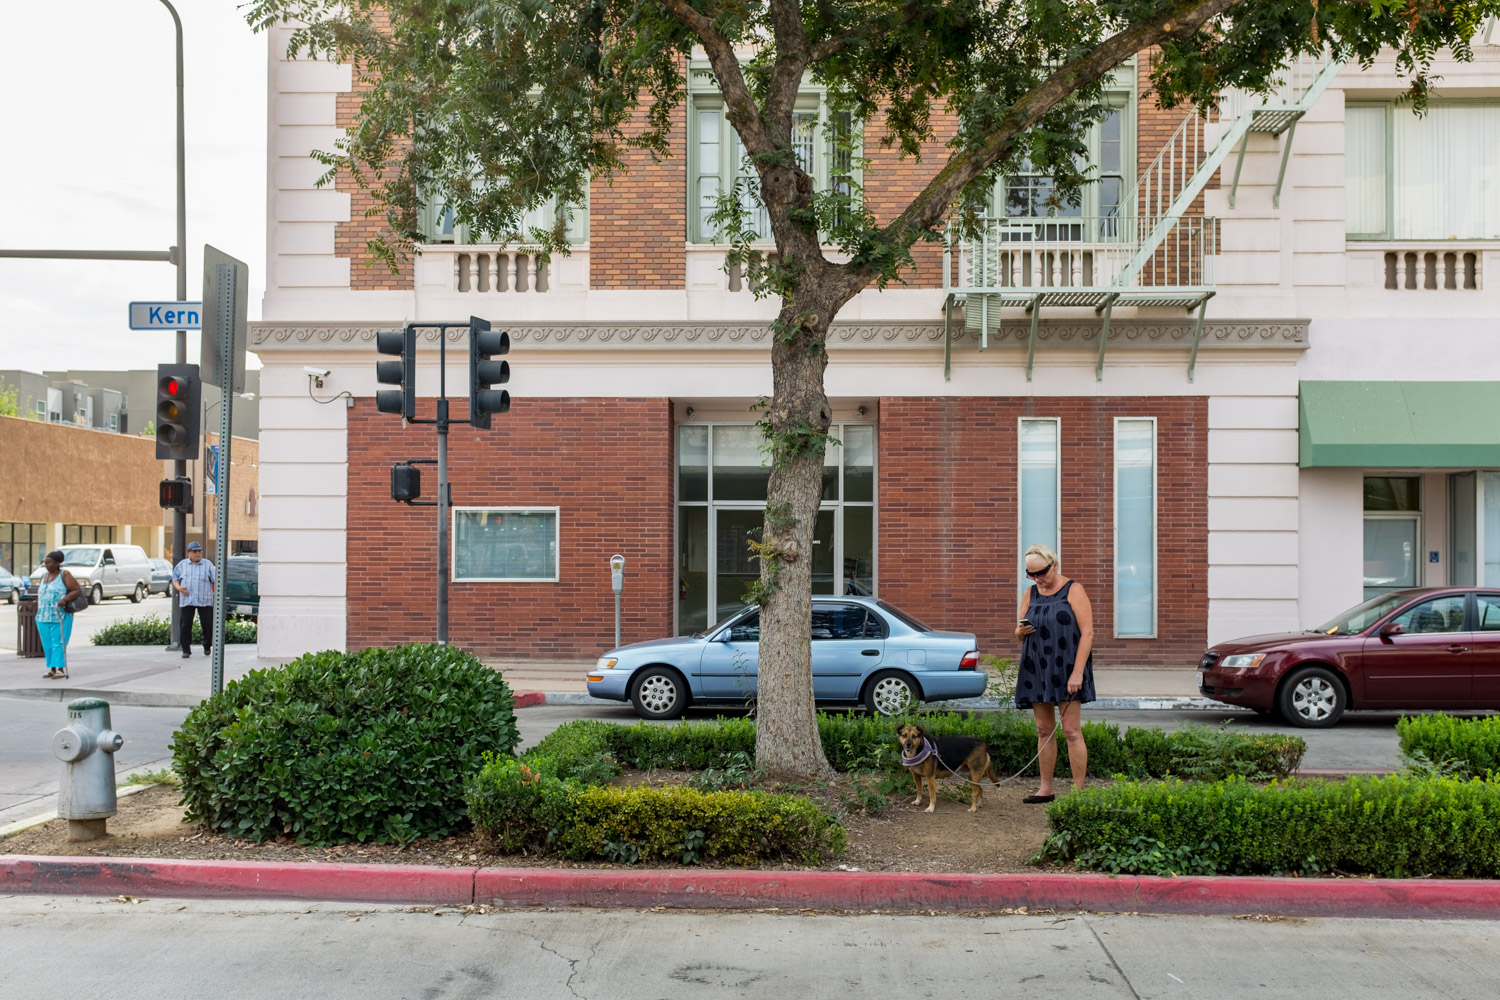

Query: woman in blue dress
[1013,543,1096,802]
[36,550,82,680]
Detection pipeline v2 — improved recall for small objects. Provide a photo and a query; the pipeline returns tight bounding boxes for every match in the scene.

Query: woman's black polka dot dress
[1016,580,1095,708]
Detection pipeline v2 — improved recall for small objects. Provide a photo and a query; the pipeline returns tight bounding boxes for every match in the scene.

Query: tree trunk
[754,292,840,781]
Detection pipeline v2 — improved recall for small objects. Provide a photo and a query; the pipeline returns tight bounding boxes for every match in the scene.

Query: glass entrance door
[713,507,834,625]
[1364,517,1419,599]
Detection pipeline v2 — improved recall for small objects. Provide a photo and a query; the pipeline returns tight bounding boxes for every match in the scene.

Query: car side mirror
[1379,622,1405,638]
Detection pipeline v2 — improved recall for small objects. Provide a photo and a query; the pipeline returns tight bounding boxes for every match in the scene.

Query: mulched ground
[2,771,1070,874]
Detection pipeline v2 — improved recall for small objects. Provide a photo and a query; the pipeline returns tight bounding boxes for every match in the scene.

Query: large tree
[250,0,1496,779]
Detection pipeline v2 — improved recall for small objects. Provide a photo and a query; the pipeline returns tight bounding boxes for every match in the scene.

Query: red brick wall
[345,397,675,657]
[589,95,687,289]
[876,396,1208,667]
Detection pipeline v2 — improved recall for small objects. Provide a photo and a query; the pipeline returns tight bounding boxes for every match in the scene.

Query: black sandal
[1022,794,1055,804]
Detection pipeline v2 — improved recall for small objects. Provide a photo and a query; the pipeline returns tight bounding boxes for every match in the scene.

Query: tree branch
[809,1,943,63]
[878,0,1242,253]
[655,0,775,154]
[765,0,812,130]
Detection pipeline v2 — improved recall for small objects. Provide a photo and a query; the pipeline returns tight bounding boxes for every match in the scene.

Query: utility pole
[0,1,189,649]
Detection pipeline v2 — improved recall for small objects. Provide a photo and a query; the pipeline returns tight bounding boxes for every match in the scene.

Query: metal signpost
[201,246,249,696]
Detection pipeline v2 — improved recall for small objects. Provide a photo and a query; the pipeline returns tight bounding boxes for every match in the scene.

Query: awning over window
[1299,381,1500,468]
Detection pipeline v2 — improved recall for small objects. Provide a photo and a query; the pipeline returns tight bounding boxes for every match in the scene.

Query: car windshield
[1314,593,1411,635]
[59,548,100,568]
[876,600,931,633]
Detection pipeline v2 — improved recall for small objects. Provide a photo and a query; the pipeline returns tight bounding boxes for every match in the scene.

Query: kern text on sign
[130,301,203,331]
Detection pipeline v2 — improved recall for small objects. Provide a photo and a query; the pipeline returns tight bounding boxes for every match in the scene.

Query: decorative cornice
[250,319,1310,352]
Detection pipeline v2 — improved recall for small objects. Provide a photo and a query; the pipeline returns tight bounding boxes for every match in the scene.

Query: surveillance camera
[304,367,332,379]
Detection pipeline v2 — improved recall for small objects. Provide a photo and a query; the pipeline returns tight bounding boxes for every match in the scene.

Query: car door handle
[1447,645,1469,654]
[862,649,880,656]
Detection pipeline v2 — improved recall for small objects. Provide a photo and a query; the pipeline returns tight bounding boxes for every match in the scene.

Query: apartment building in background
[249,26,1500,663]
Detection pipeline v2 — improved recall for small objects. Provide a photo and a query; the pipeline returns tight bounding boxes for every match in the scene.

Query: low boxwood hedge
[92,614,257,646]
[467,755,844,865]
[529,712,1305,784]
[1043,774,1500,878]
[1397,715,1500,778]
[173,644,518,845]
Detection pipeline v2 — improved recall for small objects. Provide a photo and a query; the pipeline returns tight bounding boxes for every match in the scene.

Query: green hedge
[1044,775,1500,878]
[1397,715,1500,779]
[92,614,257,646]
[529,713,1305,783]
[467,755,844,865]
[173,644,518,845]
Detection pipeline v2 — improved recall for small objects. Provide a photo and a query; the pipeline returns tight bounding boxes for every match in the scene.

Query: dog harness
[901,738,936,767]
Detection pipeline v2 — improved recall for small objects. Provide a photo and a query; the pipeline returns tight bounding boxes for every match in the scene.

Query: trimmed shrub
[466,755,845,865]
[173,644,518,845]
[92,614,256,646]
[1044,775,1500,878]
[1397,715,1500,779]
[529,713,1305,782]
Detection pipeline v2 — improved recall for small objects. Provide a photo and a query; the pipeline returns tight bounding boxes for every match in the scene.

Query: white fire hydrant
[52,697,125,842]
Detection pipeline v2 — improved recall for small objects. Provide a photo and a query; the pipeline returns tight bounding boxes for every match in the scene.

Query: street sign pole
[201,245,248,697]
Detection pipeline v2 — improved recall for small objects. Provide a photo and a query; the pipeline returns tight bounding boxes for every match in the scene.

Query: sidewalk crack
[1081,915,1142,1000]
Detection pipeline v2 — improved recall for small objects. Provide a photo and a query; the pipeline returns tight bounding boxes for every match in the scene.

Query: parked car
[224,555,259,619]
[148,558,174,596]
[1198,587,1500,728]
[1,567,25,604]
[587,597,985,720]
[30,544,153,604]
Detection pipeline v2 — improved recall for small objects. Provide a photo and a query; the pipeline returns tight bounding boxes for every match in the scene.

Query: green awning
[1300,381,1500,468]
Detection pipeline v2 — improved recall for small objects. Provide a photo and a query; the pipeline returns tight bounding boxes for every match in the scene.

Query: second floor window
[1346,102,1500,240]
[691,96,856,244]
[419,191,588,246]
[996,101,1131,241]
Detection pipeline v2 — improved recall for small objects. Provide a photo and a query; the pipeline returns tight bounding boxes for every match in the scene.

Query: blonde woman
[1014,544,1095,802]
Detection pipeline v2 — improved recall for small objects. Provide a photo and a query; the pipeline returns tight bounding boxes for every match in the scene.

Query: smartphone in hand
[1018,618,1035,630]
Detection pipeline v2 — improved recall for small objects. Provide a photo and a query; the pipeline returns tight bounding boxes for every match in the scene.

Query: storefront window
[1114,419,1156,637]
[1,522,47,577]
[452,508,559,581]
[677,422,875,634]
[1363,477,1420,598]
[1019,419,1060,594]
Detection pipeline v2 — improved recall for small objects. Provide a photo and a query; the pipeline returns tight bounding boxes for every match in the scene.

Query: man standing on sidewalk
[173,541,215,660]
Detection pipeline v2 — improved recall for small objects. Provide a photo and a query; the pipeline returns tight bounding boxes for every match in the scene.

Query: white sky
[0,0,266,374]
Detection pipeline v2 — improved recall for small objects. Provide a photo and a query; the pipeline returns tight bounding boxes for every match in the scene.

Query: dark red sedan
[1199,587,1500,727]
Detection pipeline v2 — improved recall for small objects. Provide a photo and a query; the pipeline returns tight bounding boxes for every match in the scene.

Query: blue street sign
[129,301,202,330]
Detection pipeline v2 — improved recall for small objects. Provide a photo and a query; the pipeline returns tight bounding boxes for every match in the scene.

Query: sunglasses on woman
[1025,563,1054,579]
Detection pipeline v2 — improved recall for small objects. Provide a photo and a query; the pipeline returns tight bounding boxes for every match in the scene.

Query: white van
[32,544,155,604]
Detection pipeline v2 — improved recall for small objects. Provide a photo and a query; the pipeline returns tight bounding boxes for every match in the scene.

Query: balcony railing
[415,244,589,295]
[946,214,1217,307]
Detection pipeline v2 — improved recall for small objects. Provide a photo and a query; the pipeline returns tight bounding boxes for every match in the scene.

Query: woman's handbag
[64,591,89,614]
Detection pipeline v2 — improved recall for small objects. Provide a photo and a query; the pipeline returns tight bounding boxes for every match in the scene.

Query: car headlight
[1218,653,1267,670]
[595,656,619,671]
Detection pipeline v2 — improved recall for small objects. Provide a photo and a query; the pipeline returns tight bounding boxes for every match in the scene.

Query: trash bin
[16,595,43,658]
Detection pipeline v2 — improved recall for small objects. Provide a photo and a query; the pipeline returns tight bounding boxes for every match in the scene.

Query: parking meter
[610,555,625,648]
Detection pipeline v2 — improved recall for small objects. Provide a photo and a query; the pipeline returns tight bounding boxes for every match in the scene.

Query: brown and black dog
[896,724,1000,813]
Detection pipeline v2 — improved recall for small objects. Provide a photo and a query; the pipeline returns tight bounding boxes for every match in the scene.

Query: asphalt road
[0,592,175,651]
[2,897,1497,999]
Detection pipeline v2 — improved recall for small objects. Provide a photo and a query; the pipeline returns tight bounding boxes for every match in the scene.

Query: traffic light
[391,463,421,503]
[158,477,193,511]
[468,316,509,430]
[155,363,201,461]
[375,327,416,420]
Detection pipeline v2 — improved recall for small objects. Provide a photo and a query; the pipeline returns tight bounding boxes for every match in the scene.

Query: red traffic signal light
[155,363,201,460]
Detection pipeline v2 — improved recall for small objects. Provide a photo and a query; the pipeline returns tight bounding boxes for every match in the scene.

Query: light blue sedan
[587,597,987,719]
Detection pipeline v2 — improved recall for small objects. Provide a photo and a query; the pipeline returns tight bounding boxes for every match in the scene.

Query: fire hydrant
[52,698,125,842]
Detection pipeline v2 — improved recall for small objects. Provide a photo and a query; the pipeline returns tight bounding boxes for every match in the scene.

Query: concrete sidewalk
[2,643,1209,710]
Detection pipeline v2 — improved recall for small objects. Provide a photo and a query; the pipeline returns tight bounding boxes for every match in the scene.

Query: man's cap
[187,541,203,551]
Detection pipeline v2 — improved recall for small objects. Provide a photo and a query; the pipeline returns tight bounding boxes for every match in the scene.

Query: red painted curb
[0,856,476,905]
[512,691,545,709]
[6,856,1500,918]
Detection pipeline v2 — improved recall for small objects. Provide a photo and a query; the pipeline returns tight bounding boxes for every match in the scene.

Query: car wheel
[1277,666,1346,728]
[91,584,104,605]
[864,670,920,717]
[630,667,689,721]
[130,583,145,604]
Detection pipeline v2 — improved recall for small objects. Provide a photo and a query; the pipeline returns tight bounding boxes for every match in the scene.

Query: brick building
[251,28,1500,667]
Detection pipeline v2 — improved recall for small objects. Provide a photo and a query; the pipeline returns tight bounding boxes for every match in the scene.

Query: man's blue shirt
[173,558,216,607]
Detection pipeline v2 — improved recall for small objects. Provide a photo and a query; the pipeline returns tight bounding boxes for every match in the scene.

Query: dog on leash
[896,724,999,813]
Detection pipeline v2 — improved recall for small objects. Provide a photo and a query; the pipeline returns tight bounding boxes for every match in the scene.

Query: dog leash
[915,695,1078,788]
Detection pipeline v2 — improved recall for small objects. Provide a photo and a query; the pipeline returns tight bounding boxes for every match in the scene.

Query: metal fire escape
[942,54,1344,381]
